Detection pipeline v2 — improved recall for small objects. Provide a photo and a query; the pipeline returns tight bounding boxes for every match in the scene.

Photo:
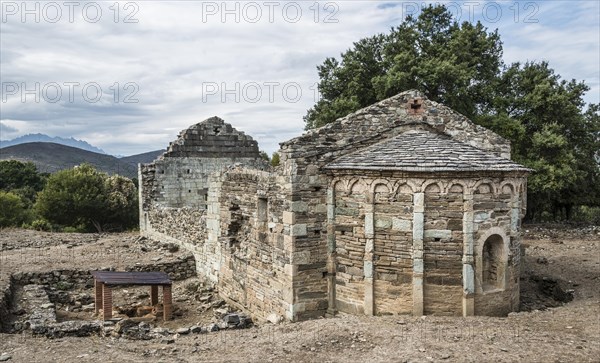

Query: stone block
[347,266,362,276]
[463,264,475,294]
[392,218,412,231]
[306,165,319,175]
[283,211,296,224]
[375,217,392,229]
[510,208,519,232]
[414,192,424,206]
[291,201,308,213]
[364,261,373,278]
[291,251,310,264]
[314,204,327,214]
[474,212,489,223]
[424,229,452,239]
[413,212,424,242]
[290,224,307,236]
[284,263,298,277]
[413,258,424,273]
[327,202,335,221]
[365,212,374,237]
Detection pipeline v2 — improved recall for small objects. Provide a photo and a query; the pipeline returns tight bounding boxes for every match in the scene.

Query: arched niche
[475,227,509,293]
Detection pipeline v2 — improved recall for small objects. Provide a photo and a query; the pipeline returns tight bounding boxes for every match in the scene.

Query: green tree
[34,164,138,232]
[35,164,107,231]
[0,160,46,192]
[481,62,599,219]
[304,5,502,129]
[104,174,138,229]
[271,152,281,167]
[0,191,27,227]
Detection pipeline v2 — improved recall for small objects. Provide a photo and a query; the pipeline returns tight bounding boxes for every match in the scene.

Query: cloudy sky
[1,1,599,156]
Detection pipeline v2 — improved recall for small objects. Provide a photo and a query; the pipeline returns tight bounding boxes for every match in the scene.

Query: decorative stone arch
[445,180,468,194]
[349,178,368,195]
[499,180,517,196]
[392,179,418,194]
[422,180,445,194]
[475,227,509,293]
[332,178,347,192]
[370,179,393,194]
[390,180,414,195]
[473,179,498,196]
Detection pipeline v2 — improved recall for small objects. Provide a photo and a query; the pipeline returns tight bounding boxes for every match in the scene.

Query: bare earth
[0,226,598,363]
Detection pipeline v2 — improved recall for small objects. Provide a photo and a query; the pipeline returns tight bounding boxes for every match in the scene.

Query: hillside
[0,134,106,154]
[0,142,138,178]
[120,149,165,167]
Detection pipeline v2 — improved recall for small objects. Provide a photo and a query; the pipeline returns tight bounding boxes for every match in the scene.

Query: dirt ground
[0,225,598,363]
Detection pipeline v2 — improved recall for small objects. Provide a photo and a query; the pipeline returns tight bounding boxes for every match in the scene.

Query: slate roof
[324,130,530,172]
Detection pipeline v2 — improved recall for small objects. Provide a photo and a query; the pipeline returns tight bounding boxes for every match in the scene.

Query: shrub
[29,219,53,231]
[0,191,27,227]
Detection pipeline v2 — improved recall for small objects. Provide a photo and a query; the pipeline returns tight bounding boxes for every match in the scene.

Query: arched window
[482,234,505,291]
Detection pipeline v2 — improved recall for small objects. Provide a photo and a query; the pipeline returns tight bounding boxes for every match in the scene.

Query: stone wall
[139,117,268,284]
[333,180,367,315]
[215,168,291,322]
[423,183,463,316]
[373,182,414,315]
[10,257,196,287]
[327,172,526,317]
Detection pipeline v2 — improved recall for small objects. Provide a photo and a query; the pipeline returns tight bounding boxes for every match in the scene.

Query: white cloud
[1,1,598,156]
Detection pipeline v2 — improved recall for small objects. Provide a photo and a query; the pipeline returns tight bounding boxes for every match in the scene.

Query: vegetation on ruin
[304,5,600,222]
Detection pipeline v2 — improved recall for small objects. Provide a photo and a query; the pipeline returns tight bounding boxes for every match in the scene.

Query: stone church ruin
[139,90,530,321]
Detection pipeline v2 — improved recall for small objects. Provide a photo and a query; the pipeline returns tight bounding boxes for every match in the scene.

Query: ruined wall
[215,169,291,321]
[328,172,526,317]
[139,117,267,283]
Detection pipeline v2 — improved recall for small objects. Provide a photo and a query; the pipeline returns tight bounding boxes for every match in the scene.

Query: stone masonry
[140,90,530,321]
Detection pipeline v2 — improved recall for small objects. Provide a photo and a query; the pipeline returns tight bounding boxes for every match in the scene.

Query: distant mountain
[0,134,106,154]
[0,142,138,178]
[120,149,165,167]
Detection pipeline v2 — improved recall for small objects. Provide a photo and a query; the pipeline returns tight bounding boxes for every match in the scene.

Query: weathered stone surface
[392,218,412,231]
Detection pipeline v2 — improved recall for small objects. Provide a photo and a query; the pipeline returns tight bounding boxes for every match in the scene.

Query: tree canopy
[304,4,599,221]
[34,164,138,232]
[304,5,502,129]
[0,160,46,192]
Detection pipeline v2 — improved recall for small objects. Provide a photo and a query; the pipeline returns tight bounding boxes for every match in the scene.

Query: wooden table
[91,271,173,321]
